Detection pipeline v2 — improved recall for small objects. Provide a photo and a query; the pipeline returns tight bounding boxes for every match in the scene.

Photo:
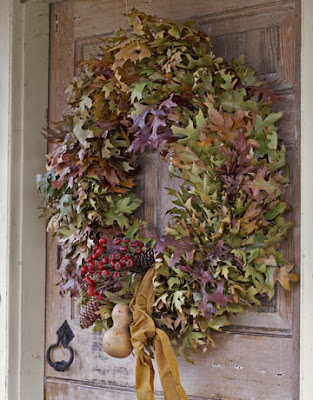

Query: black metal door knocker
[46,320,75,372]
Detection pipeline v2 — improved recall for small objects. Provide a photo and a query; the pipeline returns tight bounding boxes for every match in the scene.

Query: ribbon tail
[154,329,189,400]
[135,352,155,400]
[130,268,157,400]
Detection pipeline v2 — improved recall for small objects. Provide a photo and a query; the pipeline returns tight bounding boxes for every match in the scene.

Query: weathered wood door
[45,0,300,398]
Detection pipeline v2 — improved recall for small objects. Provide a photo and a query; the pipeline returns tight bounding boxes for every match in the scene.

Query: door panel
[198,5,295,90]
[46,1,300,399]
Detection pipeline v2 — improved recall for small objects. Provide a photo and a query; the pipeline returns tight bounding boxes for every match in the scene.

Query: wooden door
[45,0,300,399]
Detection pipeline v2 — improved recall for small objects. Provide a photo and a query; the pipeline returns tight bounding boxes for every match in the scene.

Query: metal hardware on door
[46,320,75,372]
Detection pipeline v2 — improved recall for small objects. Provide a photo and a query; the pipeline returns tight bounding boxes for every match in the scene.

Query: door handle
[46,320,75,372]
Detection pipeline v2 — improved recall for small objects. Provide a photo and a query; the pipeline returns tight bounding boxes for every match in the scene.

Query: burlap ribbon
[129,267,189,400]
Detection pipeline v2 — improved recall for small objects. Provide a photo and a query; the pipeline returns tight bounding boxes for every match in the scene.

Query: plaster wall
[300,0,313,398]
[0,0,11,398]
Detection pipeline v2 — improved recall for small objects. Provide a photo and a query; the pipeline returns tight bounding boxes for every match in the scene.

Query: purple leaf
[150,116,167,141]
[95,119,115,130]
[179,264,215,285]
[127,130,151,153]
[202,282,233,307]
[208,240,232,264]
[142,228,194,267]
[159,93,178,110]
[149,126,173,151]
[208,240,244,269]
[199,300,216,319]
[127,95,177,153]
[130,106,155,132]
[60,277,81,297]
[232,133,247,153]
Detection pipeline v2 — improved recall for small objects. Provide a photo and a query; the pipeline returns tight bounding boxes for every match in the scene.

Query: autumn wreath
[37,8,298,394]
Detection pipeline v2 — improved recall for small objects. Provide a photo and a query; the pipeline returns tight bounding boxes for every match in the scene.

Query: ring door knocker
[46,320,75,372]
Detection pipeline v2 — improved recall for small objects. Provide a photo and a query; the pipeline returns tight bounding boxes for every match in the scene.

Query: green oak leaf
[172,109,208,145]
[264,112,283,126]
[104,196,142,228]
[172,291,186,313]
[60,194,74,218]
[264,202,287,220]
[73,116,94,149]
[130,81,148,103]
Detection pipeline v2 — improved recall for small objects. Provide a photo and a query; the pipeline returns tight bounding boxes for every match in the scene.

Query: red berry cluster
[81,236,145,300]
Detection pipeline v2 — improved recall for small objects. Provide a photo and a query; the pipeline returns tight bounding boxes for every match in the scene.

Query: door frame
[0,1,312,399]
[0,1,51,399]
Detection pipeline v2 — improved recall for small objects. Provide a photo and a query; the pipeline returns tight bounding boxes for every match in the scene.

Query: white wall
[300,0,313,398]
[0,0,11,398]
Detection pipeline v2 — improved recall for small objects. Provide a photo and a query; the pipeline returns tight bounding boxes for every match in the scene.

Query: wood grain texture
[46,0,300,398]
[45,380,142,400]
[45,379,167,400]
[45,0,75,380]
[197,4,295,90]
[69,0,292,38]
[45,329,295,399]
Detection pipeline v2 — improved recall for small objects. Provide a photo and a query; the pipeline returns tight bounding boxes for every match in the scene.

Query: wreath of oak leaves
[37,9,298,359]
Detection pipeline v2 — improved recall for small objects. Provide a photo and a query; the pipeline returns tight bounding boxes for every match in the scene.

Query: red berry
[88,260,95,267]
[92,253,98,260]
[110,260,115,268]
[97,263,103,271]
[102,256,108,264]
[119,246,128,252]
[88,278,96,286]
[131,240,139,247]
[87,256,93,263]
[115,253,122,260]
[112,272,120,280]
[113,238,121,245]
[135,248,142,254]
[97,271,102,276]
[81,266,89,275]
[128,259,134,268]
[110,254,115,261]
[96,294,104,301]
[87,286,96,296]
[102,270,110,277]
[121,259,126,266]
[97,247,104,254]
[99,238,107,245]
[123,237,130,243]
[115,262,122,270]
[94,245,100,251]
[139,242,144,248]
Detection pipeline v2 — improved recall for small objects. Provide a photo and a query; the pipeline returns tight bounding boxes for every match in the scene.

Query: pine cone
[80,298,100,329]
[134,248,155,272]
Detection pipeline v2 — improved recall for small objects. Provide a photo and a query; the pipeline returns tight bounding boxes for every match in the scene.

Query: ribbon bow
[129,267,189,400]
